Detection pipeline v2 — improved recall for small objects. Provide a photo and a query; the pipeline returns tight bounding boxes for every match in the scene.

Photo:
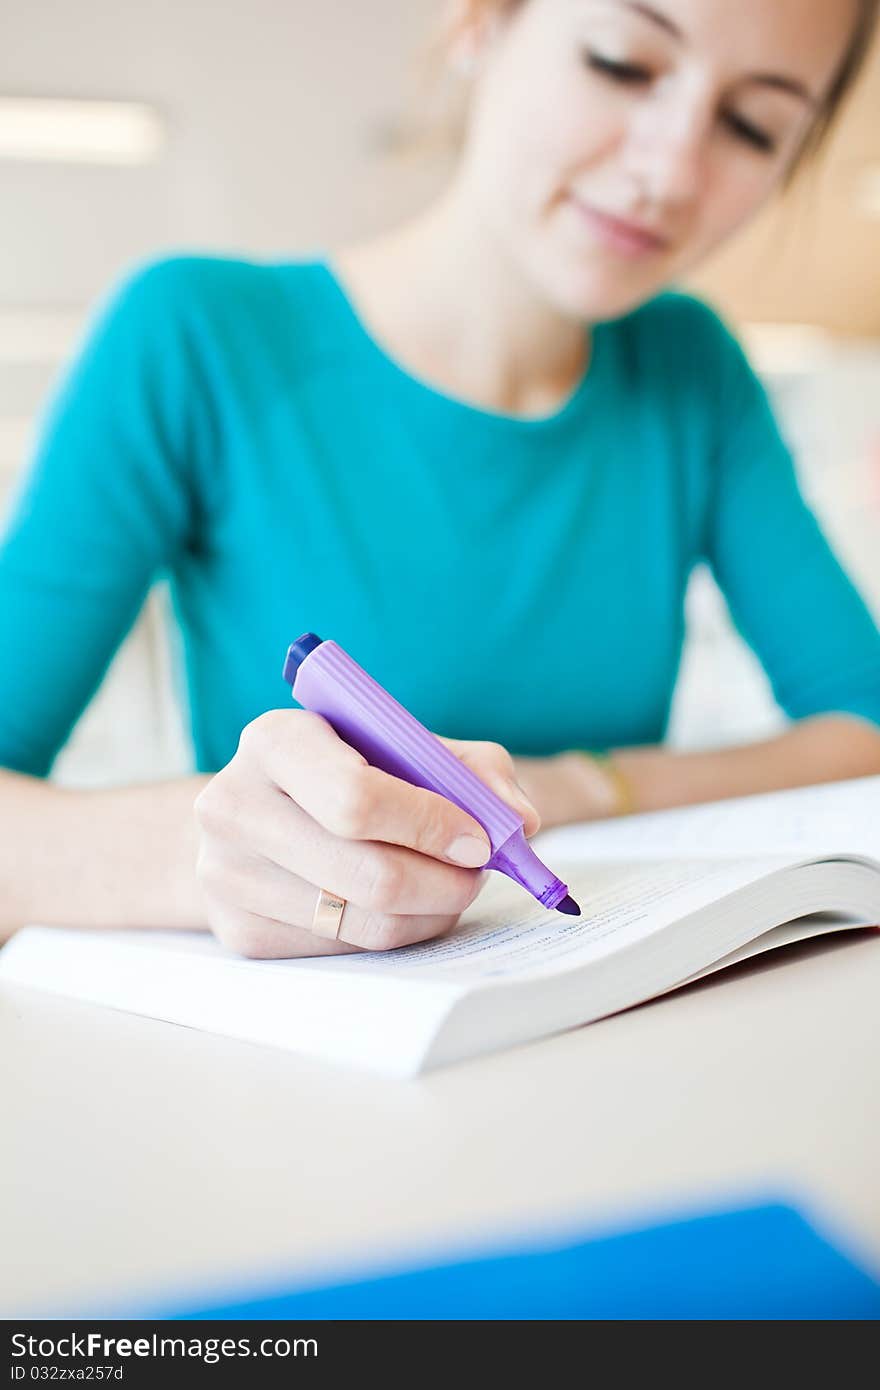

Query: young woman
[1,0,879,960]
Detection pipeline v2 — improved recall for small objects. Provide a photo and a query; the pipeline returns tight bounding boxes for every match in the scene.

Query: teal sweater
[1,254,879,778]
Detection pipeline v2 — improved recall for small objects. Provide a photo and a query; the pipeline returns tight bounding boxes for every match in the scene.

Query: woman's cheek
[684,162,782,268]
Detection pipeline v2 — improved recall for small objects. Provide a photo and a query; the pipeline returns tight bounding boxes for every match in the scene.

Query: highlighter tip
[556,894,581,916]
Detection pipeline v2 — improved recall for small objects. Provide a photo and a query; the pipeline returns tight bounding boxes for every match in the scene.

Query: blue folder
[166,1202,880,1320]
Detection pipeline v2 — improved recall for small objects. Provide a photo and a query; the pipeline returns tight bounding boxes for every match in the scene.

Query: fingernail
[446,833,491,867]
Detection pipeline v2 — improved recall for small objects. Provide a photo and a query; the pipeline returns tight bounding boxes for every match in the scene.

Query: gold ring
[311,887,348,941]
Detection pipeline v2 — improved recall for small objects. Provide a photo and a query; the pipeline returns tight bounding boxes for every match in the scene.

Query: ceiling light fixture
[0,96,164,165]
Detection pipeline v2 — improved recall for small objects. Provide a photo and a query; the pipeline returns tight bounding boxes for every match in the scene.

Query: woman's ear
[442,0,509,78]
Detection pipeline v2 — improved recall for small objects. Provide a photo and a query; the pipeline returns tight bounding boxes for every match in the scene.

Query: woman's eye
[583,50,653,85]
[722,110,777,154]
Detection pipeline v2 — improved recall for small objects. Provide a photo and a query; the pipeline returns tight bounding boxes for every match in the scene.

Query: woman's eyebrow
[619,1,683,41]
[617,2,820,106]
[743,73,819,106]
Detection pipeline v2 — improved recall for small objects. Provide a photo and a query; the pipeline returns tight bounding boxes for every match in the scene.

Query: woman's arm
[514,304,880,831]
[0,259,226,942]
[0,258,217,780]
[0,728,537,954]
[0,768,211,944]
[512,714,880,829]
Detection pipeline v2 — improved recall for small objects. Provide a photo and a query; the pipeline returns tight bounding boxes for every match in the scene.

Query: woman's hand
[193,710,540,960]
[511,751,625,830]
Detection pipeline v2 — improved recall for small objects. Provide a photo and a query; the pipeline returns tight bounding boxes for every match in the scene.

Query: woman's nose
[624,97,712,213]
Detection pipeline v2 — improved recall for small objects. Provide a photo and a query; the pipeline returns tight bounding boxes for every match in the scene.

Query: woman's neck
[331,182,591,418]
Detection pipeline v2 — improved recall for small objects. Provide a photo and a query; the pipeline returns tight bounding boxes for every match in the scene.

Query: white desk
[2,929,879,1317]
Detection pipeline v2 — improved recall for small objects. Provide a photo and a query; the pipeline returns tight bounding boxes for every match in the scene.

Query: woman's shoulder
[617,287,756,375]
[615,287,745,360]
[84,252,338,389]
[605,287,762,426]
[98,251,325,325]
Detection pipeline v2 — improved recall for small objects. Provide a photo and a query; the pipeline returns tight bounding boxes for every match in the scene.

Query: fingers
[245,711,540,851]
[198,841,466,958]
[248,710,495,865]
[202,890,355,960]
[205,772,485,919]
[195,710,534,963]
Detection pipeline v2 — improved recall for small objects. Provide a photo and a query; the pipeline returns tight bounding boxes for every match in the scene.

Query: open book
[1,776,878,1078]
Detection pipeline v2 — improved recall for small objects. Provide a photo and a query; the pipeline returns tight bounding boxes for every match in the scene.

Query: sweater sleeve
[0,256,216,777]
[701,307,880,730]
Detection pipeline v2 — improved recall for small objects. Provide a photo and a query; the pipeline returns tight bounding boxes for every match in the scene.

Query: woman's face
[456,0,859,319]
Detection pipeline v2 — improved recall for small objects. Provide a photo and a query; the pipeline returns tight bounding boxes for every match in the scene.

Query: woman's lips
[568,195,670,256]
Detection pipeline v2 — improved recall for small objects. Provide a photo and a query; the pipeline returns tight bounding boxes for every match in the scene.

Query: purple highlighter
[282,633,580,916]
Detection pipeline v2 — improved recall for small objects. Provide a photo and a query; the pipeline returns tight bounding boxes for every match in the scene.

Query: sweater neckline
[311,256,606,432]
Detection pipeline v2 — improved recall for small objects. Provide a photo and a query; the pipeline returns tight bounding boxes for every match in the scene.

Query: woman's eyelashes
[720,110,777,154]
[582,50,777,155]
[583,50,652,85]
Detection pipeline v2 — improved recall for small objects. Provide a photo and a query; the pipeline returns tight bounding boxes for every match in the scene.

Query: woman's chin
[507,233,670,322]
[537,259,667,322]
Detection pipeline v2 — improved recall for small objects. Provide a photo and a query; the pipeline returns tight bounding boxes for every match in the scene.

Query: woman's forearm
[608,714,880,814]
[5,715,879,941]
[0,768,211,943]
[514,714,880,829]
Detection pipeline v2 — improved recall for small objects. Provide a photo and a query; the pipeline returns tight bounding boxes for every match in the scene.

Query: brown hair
[413,0,879,179]
[787,0,879,175]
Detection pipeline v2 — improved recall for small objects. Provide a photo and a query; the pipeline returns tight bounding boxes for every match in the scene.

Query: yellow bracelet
[586,751,637,817]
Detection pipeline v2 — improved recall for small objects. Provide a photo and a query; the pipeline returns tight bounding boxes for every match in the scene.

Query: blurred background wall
[1,0,879,786]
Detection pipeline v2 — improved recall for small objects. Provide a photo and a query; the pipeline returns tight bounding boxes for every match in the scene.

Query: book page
[530,775,880,864]
[306,855,790,985]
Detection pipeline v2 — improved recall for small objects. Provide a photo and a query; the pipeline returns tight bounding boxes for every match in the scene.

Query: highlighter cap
[282,632,324,687]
